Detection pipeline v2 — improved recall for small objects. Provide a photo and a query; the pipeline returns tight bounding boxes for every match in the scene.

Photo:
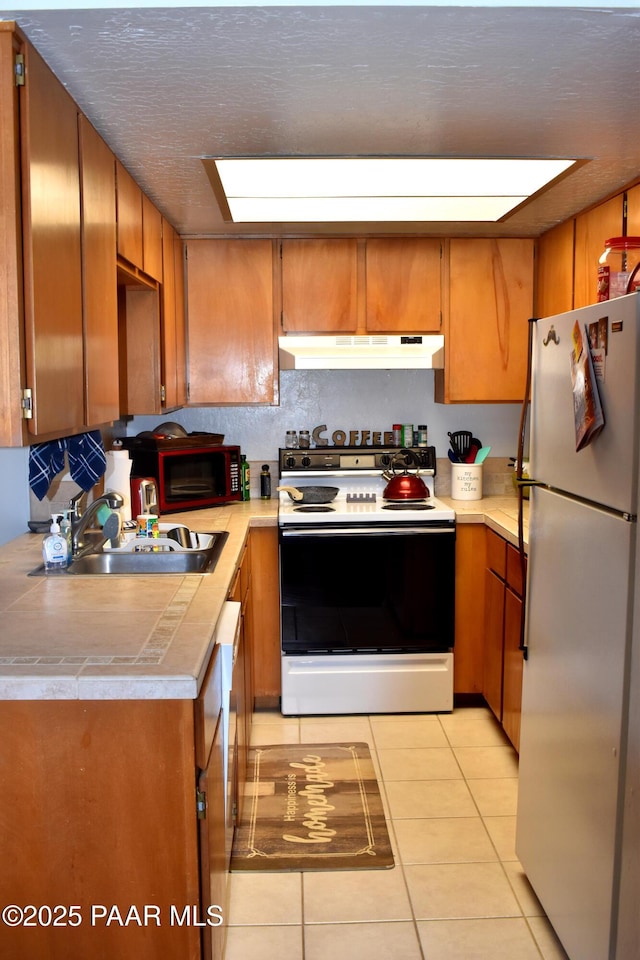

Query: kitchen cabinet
[161,219,187,410]
[249,526,281,707]
[436,238,534,403]
[483,527,526,750]
[280,237,441,334]
[115,159,163,282]
[536,219,574,319]
[117,271,163,415]
[79,115,120,427]
[627,182,640,236]
[453,523,487,696]
[186,239,279,405]
[573,194,624,309]
[0,689,226,959]
[227,535,254,824]
[281,238,358,332]
[365,238,442,332]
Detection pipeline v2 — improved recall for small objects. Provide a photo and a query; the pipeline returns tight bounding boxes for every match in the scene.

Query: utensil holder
[451,463,483,501]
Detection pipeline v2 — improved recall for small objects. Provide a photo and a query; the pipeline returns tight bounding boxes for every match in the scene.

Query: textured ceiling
[2,5,640,238]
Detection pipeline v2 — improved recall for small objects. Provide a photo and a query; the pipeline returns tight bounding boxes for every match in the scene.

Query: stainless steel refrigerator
[516,292,640,960]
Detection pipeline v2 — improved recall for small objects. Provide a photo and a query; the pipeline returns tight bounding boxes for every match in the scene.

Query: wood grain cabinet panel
[453,524,487,696]
[281,238,358,333]
[115,159,144,269]
[22,41,85,437]
[79,115,119,427]
[161,219,187,410]
[142,192,163,281]
[627,183,640,237]
[186,239,278,405]
[439,238,534,403]
[536,219,575,318]
[573,195,624,309]
[365,237,442,332]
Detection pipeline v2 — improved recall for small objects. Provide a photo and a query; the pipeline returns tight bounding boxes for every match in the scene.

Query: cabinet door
[198,740,226,960]
[186,239,277,404]
[503,586,523,751]
[118,279,163,415]
[627,183,640,237]
[22,43,84,437]
[574,195,624,309]
[442,238,534,403]
[79,116,119,427]
[142,193,163,281]
[483,567,506,720]
[536,219,575,318]
[281,238,358,333]
[160,219,187,410]
[0,27,25,446]
[250,526,281,706]
[115,159,144,268]
[365,238,441,332]
[453,524,486,695]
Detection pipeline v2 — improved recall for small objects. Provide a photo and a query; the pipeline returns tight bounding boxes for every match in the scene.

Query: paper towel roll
[104,450,132,521]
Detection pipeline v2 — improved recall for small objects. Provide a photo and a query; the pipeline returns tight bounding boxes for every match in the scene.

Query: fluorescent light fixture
[203,157,577,223]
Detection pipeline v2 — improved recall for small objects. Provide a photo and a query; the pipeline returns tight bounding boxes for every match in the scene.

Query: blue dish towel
[29,430,107,500]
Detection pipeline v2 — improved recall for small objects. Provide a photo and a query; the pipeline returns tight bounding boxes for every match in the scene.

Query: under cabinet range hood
[278,334,444,370]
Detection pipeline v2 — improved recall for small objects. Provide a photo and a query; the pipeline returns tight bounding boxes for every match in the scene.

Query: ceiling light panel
[208,157,577,223]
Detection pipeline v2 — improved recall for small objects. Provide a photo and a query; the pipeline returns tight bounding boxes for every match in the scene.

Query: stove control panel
[279,446,436,473]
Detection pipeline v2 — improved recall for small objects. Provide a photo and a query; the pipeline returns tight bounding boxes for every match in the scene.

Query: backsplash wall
[0,369,523,546]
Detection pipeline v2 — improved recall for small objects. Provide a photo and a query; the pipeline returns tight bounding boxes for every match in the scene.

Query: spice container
[298,430,310,448]
[597,236,640,302]
[392,424,402,446]
[285,430,298,449]
[401,424,414,447]
[417,425,428,447]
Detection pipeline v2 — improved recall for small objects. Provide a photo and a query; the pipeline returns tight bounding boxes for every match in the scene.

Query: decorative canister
[597,236,640,301]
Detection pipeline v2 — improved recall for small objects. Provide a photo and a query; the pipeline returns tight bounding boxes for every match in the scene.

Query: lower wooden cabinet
[453,523,487,696]
[483,527,526,750]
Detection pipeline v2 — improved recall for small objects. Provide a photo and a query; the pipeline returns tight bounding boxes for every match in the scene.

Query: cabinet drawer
[195,644,222,770]
[506,543,527,597]
[486,528,507,578]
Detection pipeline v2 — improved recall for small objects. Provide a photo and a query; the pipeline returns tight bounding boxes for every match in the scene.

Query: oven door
[279,522,455,655]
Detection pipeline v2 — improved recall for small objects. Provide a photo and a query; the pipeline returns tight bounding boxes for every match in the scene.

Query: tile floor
[223,706,570,960]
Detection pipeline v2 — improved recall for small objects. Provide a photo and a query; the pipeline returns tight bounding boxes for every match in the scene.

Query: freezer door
[516,487,635,960]
[531,293,640,514]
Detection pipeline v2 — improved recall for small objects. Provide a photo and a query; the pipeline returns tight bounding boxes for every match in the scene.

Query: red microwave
[128,443,242,513]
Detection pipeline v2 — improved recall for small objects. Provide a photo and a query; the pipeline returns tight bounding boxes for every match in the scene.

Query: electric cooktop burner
[293,505,336,513]
[382,501,435,510]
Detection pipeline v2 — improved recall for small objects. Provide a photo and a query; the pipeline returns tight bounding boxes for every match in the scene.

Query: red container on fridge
[597,236,640,301]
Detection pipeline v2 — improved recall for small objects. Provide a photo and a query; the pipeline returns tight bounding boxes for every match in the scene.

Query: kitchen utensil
[277,485,339,504]
[448,430,473,460]
[475,445,491,464]
[166,526,199,548]
[447,449,460,463]
[465,437,483,463]
[153,421,189,438]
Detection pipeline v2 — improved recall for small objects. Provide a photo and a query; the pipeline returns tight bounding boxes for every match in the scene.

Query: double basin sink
[30,527,229,577]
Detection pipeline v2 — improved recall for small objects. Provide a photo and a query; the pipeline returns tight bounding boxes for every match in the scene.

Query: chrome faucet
[70,492,124,556]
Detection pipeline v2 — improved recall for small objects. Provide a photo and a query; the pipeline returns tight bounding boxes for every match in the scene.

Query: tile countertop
[0,496,526,702]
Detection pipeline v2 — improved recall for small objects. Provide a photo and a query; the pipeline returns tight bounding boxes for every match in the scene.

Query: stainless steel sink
[29,531,229,576]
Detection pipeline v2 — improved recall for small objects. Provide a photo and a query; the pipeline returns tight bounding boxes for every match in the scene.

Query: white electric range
[277,446,456,715]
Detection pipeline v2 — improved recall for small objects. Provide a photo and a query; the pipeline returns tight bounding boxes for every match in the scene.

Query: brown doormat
[230,742,394,872]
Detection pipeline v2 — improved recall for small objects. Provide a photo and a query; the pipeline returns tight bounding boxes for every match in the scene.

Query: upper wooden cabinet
[365,238,442,332]
[160,220,187,411]
[536,219,574,319]
[436,238,534,403]
[280,237,441,334]
[186,239,278,405]
[281,239,358,332]
[79,115,119,427]
[627,183,640,236]
[115,159,163,281]
[573,194,624,309]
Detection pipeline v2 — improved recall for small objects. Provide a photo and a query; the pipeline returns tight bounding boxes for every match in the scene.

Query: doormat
[230,742,394,872]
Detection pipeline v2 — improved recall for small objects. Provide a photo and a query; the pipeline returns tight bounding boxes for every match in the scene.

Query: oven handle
[280,525,455,537]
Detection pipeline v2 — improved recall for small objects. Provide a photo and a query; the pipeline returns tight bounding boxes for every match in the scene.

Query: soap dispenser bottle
[42,516,69,570]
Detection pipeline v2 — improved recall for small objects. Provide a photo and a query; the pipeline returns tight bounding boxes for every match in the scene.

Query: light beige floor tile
[305,921,423,960]
[453,744,519,779]
[404,862,522,919]
[467,777,518,816]
[528,916,572,959]
[299,719,374,744]
[394,817,497,864]
[502,861,545,917]
[371,717,449,748]
[417,917,543,959]
[250,722,301,745]
[439,712,509,747]
[226,872,302,925]
[377,746,462,781]
[303,865,412,923]
[483,815,518,861]
[223,924,303,960]
[386,779,477,819]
